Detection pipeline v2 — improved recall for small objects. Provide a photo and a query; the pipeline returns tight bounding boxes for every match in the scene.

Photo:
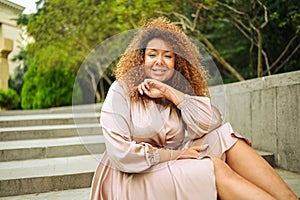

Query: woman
[90,17,297,200]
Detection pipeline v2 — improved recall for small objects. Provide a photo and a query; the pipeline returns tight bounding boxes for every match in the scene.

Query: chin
[150,74,173,82]
[151,77,168,82]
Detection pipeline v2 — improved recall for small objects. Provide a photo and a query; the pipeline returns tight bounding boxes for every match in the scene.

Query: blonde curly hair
[115,17,210,102]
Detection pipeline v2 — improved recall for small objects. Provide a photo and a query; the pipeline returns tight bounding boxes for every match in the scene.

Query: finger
[199,144,209,151]
[190,146,202,151]
[178,154,198,160]
[143,79,150,89]
[140,82,149,94]
[145,79,158,88]
[191,144,209,152]
[148,80,157,87]
[138,84,143,95]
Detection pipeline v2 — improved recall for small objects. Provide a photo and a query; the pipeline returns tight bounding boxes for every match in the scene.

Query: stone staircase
[0,104,299,199]
[0,104,104,198]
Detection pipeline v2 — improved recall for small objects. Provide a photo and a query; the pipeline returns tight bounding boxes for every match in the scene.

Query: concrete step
[0,135,105,161]
[275,168,300,198]
[0,113,101,127]
[0,107,297,198]
[0,154,102,197]
[0,148,298,198]
[256,150,275,167]
[0,104,102,116]
[1,170,299,200]
[0,124,102,141]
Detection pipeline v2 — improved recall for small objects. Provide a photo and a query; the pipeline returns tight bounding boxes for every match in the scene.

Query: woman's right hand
[138,79,167,99]
[178,145,209,159]
[137,79,185,105]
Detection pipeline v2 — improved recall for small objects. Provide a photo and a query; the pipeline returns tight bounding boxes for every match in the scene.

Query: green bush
[0,88,20,110]
[21,66,82,109]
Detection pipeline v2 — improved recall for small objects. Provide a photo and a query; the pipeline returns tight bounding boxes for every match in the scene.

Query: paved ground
[0,168,299,200]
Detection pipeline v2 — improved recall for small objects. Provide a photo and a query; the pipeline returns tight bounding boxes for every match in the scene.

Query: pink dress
[90,81,246,200]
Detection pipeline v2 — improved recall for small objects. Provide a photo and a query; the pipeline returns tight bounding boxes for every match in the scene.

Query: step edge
[0,135,105,150]
[0,124,101,132]
[0,154,102,180]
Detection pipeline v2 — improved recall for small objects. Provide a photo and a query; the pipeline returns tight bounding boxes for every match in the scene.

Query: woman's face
[144,38,175,82]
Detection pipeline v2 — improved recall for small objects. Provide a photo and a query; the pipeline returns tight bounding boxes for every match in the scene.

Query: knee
[211,157,235,183]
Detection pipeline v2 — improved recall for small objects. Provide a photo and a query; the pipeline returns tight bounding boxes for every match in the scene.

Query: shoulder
[110,81,123,90]
[105,81,130,102]
[109,81,127,94]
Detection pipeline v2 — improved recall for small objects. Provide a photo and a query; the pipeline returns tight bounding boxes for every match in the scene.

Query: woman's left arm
[176,94,223,139]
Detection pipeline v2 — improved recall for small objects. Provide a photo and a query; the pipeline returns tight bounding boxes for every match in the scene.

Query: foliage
[161,0,299,83]
[21,0,174,108]
[17,0,299,109]
[22,38,82,109]
[21,64,82,109]
[0,88,20,110]
[262,0,300,75]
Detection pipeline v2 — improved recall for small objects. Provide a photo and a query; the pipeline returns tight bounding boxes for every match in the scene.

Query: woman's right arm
[101,82,163,173]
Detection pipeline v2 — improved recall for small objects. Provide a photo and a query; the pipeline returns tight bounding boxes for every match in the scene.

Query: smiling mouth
[151,68,168,74]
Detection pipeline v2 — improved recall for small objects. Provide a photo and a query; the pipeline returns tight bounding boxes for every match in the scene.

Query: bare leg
[212,157,275,200]
[226,139,298,200]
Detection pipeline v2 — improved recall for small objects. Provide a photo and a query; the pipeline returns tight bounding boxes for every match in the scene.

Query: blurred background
[0,0,299,110]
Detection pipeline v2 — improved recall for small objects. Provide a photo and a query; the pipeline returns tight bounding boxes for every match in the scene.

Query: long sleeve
[177,94,223,140]
[100,81,159,173]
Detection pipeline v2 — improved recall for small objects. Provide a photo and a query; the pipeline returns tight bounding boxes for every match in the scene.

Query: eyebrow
[145,48,172,53]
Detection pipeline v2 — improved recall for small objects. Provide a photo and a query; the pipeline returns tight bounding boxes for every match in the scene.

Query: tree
[21,43,83,109]
[18,0,299,108]
[22,0,174,108]
[159,0,299,81]
[262,0,300,75]
[157,6,245,81]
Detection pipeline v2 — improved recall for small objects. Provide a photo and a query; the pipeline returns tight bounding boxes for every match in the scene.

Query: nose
[155,55,163,65]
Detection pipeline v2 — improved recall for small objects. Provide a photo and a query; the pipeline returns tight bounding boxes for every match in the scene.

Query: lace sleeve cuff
[149,149,160,165]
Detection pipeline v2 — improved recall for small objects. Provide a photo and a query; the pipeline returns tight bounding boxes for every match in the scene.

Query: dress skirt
[90,122,247,200]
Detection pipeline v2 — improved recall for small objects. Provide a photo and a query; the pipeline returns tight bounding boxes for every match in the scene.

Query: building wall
[210,70,300,173]
[0,0,24,80]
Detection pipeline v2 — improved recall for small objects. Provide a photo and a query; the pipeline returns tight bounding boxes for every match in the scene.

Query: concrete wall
[210,70,300,173]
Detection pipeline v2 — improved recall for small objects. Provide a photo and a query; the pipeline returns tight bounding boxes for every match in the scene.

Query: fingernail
[202,144,209,149]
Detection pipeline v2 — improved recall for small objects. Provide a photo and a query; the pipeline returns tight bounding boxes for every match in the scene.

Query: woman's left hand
[138,79,168,99]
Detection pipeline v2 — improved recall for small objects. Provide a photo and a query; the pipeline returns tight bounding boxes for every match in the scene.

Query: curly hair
[115,17,210,102]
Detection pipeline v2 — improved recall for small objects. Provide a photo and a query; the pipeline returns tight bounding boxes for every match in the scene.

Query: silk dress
[90,81,247,200]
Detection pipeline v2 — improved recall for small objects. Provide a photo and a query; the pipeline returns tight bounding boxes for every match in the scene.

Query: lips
[151,67,168,75]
